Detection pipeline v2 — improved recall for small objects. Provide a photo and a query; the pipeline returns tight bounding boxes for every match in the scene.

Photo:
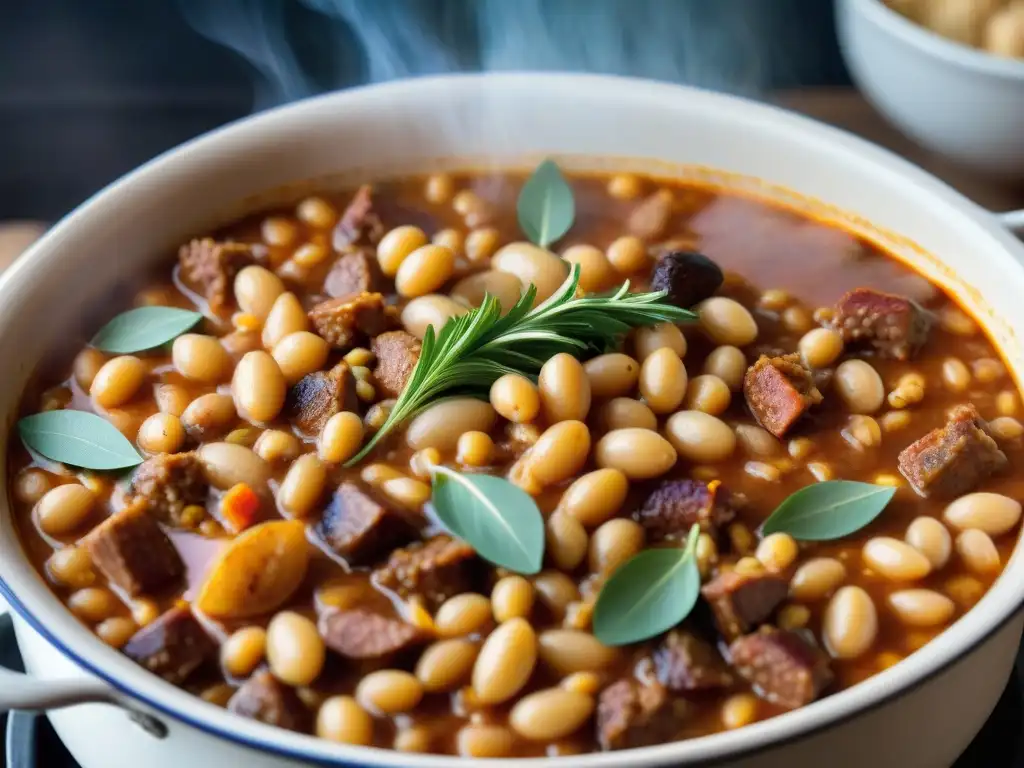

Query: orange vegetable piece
[221,482,260,533]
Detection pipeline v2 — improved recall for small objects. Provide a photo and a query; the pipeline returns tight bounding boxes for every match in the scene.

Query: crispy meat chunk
[701,569,788,641]
[653,630,734,694]
[650,251,724,308]
[228,670,311,733]
[373,535,479,606]
[177,238,254,313]
[323,249,383,298]
[636,479,736,542]
[319,607,429,660]
[316,483,417,565]
[286,360,360,436]
[597,678,687,751]
[332,185,384,252]
[126,452,207,526]
[729,627,833,709]
[82,500,183,596]
[898,404,1008,498]
[743,353,823,438]
[308,291,395,350]
[832,287,932,360]
[122,606,217,685]
[371,330,422,398]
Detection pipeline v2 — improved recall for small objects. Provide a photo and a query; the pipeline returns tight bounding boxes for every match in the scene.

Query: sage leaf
[91,306,202,353]
[593,525,701,646]
[517,159,575,248]
[431,466,544,574]
[18,410,143,470]
[761,480,896,541]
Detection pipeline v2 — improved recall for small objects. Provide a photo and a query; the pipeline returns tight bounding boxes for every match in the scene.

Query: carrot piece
[221,482,260,533]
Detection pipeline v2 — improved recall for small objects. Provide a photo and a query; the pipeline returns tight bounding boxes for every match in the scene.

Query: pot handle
[996,209,1024,235]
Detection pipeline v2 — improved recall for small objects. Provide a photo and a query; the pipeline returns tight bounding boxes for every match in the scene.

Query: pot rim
[2,71,1024,766]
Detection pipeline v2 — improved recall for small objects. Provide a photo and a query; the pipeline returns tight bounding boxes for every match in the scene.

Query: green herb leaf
[517,159,575,248]
[593,525,701,646]
[18,411,143,470]
[346,264,695,465]
[91,306,203,353]
[431,466,544,574]
[761,480,896,541]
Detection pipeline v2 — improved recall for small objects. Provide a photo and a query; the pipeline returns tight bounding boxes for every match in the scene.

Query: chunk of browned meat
[701,570,788,641]
[651,251,724,308]
[636,479,736,542]
[324,249,383,298]
[597,678,687,751]
[832,287,932,360]
[316,483,417,564]
[729,627,833,709]
[373,535,479,605]
[126,452,207,526]
[371,330,422,398]
[653,630,733,694]
[122,606,217,685]
[286,361,360,436]
[898,404,1008,498]
[177,238,254,313]
[332,185,384,252]
[309,291,395,350]
[81,500,183,596]
[319,607,429,660]
[228,670,311,733]
[743,354,823,438]
[628,190,673,241]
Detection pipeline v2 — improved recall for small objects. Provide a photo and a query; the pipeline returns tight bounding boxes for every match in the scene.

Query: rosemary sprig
[346,265,695,465]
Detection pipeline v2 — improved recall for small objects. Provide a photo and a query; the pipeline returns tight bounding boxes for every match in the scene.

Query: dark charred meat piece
[323,250,384,298]
[701,569,788,641]
[831,287,932,360]
[898,404,1008,498]
[627,190,673,241]
[371,330,422,399]
[126,452,207,526]
[308,291,396,350]
[316,483,417,565]
[319,607,429,660]
[332,185,384,252]
[122,606,217,685]
[653,630,734,694]
[596,678,687,751]
[286,361,360,437]
[82,500,184,596]
[228,670,311,733]
[650,251,724,308]
[729,627,833,709]
[743,353,823,438]
[373,535,479,606]
[636,479,736,542]
[177,238,254,313]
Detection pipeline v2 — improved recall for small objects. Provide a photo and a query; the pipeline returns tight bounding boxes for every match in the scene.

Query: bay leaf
[517,159,575,249]
[91,306,202,353]
[18,410,143,470]
[761,480,896,541]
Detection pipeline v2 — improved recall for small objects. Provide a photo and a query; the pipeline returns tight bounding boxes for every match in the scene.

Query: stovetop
[1,614,1021,767]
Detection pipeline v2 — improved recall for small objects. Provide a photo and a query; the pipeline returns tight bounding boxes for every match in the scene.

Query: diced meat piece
[373,535,480,605]
[122,606,217,685]
[371,330,422,398]
[832,287,932,360]
[701,570,788,641]
[636,479,736,542]
[177,238,254,313]
[228,670,311,733]
[729,627,833,709]
[316,483,417,564]
[597,678,687,751]
[319,607,429,660]
[898,404,1008,498]
[332,185,384,252]
[743,354,823,438]
[286,360,360,436]
[323,249,384,298]
[308,291,396,350]
[650,251,724,308]
[126,452,207,526]
[652,630,733,694]
[81,500,184,596]
[628,190,673,241]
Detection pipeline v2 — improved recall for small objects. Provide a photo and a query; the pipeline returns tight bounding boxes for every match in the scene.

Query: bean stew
[9,166,1024,757]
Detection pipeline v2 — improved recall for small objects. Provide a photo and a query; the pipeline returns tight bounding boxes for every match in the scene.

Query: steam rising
[179,0,778,110]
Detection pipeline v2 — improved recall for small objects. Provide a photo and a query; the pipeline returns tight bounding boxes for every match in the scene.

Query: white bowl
[2,73,1024,768]
[837,0,1024,177]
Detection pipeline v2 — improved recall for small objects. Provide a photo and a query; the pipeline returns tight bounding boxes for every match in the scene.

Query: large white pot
[1,73,1023,768]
